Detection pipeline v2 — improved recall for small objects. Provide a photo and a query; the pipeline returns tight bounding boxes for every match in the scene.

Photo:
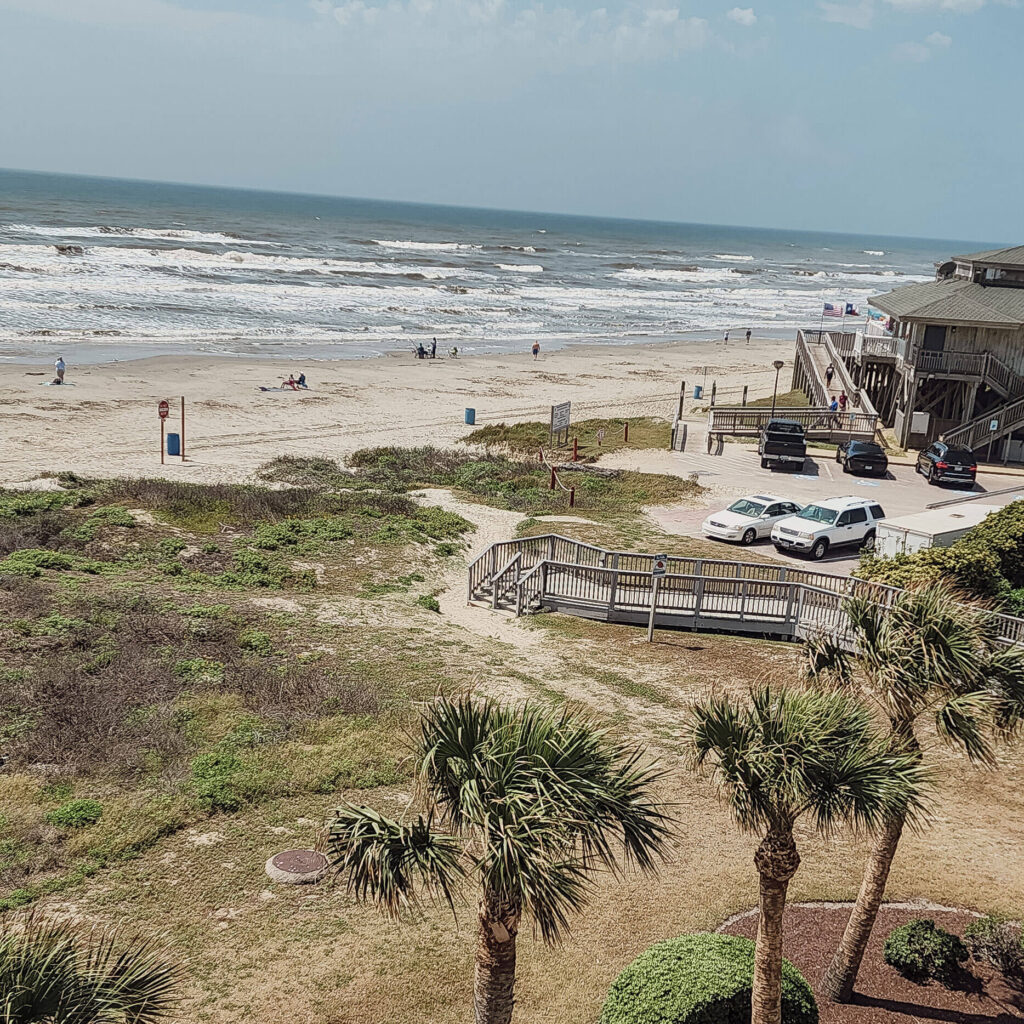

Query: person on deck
[825,363,835,387]
[838,390,848,412]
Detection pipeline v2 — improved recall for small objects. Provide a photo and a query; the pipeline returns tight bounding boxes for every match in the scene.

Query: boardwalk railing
[467,534,1024,647]
[706,406,879,441]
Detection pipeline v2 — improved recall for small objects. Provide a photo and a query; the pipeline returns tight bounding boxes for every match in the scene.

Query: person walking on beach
[825,363,835,387]
[54,355,66,384]
[745,329,751,345]
[724,330,729,345]
[532,341,540,360]
[430,337,437,359]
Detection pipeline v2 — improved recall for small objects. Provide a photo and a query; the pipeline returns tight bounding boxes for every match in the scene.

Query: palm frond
[0,916,180,1024]
[687,687,931,839]
[324,803,465,917]
[801,631,853,689]
[414,695,670,943]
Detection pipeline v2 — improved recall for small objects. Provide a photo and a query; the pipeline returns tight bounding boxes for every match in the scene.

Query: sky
[0,0,1020,239]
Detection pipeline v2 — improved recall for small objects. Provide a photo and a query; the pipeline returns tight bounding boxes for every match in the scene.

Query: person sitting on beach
[54,355,66,384]
[416,343,427,359]
[296,372,307,388]
[449,346,459,359]
[282,375,300,391]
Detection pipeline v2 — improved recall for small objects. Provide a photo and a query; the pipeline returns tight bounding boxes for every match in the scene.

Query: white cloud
[893,39,931,59]
[818,0,875,28]
[726,7,757,25]
[0,0,243,30]
[893,30,952,60]
[313,0,710,65]
[884,0,984,11]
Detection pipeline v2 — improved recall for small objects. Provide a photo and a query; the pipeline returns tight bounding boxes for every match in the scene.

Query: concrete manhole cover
[265,849,329,885]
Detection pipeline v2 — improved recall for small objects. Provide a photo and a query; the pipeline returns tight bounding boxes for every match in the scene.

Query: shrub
[600,933,818,1024]
[238,628,274,656]
[416,594,441,613]
[963,915,1024,978]
[883,919,968,985]
[189,750,257,812]
[45,798,104,829]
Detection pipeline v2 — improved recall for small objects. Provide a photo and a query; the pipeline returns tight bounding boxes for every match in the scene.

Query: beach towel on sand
[256,386,311,392]
[40,381,76,386]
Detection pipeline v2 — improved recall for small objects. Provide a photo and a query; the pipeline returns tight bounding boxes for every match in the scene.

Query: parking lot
[602,432,1024,576]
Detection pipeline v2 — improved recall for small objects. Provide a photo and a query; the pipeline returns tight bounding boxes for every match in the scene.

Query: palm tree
[325,695,670,1024]
[804,582,1024,1003]
[687,687,926,1024]
[0,916,179,1023]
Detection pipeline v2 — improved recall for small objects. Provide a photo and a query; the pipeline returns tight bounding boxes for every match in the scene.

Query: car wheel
[926,466,936,485]
[842,461,851,474]
[861,531,876,553]
[741,528,757,546]
[835,450,842,463]
[914,461,921,474]
[810,539,829,561]
[760,458,769,469]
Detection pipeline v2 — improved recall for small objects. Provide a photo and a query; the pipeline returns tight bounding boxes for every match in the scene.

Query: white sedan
[701,494,803,546]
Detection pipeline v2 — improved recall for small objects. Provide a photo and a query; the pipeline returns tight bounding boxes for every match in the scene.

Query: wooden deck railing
[467,534,1024,647]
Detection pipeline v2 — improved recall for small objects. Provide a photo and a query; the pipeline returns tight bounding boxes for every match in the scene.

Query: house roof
[869,277,1024,326]
[953,245,1024,267]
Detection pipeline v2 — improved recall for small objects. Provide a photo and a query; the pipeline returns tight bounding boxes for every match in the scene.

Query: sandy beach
[0,336,792,484]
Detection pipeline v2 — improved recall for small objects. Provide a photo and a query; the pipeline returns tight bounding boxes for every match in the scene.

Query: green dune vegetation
[2,447,1024,1024]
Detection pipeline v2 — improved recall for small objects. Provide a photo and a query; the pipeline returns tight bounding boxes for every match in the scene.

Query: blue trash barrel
[692,384,704,400]
[464,408,476,425]
[166,432,181,456]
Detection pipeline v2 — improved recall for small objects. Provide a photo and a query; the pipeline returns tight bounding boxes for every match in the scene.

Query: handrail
[466,534,1024,645]
[490,551,523,609]
[942,392,1024,451]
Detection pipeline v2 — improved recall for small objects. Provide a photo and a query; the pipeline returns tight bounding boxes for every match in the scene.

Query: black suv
[916,441,977,486]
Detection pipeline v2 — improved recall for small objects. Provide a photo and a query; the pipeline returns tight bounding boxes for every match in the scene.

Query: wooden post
[742,385,748,407]
[572,436,578,461]
[623,421,629,442]
[569,487,576,508]
[677,382,686,421]
[710,382,717,407]
[549,467,556,490]
[180,396,186,461]
[160,417,165,465]
[646,576,660,643]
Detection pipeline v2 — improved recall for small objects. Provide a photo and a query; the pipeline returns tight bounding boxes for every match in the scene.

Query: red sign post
[158,400,169,464]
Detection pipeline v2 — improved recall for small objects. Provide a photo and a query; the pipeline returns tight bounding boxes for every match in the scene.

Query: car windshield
[852,442,883,455]
[727,499,766,517]
[797,505,838,525]
[945,448,973,462]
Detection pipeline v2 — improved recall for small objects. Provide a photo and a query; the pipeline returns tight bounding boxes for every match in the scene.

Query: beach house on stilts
[794,246,1024,458]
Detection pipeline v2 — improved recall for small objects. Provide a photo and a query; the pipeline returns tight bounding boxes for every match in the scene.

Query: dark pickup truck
[758,419,807,471]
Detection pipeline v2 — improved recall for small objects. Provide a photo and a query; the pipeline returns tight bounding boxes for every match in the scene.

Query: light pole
[770,359,785,419]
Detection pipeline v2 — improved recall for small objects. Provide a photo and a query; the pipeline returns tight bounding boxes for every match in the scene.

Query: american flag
[822,302,843,318]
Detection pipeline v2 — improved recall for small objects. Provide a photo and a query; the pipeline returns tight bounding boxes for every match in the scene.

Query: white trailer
[875,504,1001,559]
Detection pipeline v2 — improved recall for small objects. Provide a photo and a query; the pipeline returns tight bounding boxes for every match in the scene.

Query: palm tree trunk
[751,830,800,1024]
[473,893,519,1024]
[820,811,906,1003]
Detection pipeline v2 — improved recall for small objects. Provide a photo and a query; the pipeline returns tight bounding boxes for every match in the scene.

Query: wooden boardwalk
[468,534,1024,647]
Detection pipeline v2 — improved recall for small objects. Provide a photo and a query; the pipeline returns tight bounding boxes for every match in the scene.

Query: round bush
[600,932,818,1024]
[45,798,104,829]
[883,919,968,985]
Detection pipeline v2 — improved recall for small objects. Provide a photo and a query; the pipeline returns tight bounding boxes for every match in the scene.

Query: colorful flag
[867,309,886,320]
[822,303,843,318]
[845,303,859,316]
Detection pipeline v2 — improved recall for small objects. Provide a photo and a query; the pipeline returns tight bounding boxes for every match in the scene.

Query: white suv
[771,496,885,561]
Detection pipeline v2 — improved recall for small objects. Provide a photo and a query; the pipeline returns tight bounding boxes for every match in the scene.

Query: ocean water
[0,168,991,363]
